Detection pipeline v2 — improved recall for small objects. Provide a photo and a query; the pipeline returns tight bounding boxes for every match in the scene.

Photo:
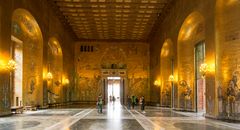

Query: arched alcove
[11,8,43,106]
[177,11,205,111]
[47,37,63,103]
[160,39,174,107]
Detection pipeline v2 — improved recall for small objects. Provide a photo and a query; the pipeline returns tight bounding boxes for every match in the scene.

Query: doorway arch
[178,11,206,112]
[47,37,63,104]
[160,39,174,107]
[11,8,43,107]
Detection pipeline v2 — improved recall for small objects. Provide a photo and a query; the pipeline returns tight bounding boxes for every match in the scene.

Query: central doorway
[107,77,121,104]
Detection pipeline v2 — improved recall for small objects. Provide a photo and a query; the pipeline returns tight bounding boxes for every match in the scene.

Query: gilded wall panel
[74,42,150,102]
[216,0,240,119]
[12,9,43,106]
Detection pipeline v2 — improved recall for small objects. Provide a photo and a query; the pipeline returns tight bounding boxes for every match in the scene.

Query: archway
[216,0,240,117]
[178,11,205,112]
[11,9,43,107]
[160,39,174,107]
[47,37,63,104]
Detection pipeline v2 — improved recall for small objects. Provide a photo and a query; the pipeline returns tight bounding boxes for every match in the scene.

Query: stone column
[102,77,108,105]
[124,77,128,105]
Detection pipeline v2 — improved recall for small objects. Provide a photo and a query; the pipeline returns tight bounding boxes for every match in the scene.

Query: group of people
[97,94,118,114]
[97,94,146,114]
[127,95,145,113]
[109,95,116,103]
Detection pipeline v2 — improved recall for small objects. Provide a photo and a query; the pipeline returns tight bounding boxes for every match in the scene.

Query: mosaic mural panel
[74,42,150,102]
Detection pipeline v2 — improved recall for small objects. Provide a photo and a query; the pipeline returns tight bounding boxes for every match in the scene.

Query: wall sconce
[169,75,174,82]
[0,59,17,72]
[47,63,53,80]
[154,80,161,86]
[200,63,208,78]
[7,59,17,71]
[47,72,53,80]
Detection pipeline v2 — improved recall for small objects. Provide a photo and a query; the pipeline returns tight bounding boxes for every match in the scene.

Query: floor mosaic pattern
[0,103,239,130]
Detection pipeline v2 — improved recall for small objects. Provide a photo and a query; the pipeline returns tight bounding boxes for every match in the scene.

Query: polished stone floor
[0,103,240,130]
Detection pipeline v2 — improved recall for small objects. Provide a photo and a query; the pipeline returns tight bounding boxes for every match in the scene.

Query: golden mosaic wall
[177,11,205,110]
[74,42,150,102]
[160,39,174,106]
[12,9,44,107]
[0,0,75,116]
[216,0,240,95]
[149,0,217,116]
[47,37,63,103]
[150,0,240,120]
[215,0,240,119]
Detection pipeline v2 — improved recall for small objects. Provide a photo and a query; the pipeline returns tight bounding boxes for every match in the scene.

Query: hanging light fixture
[6,59,17,72]
[169,75,174,82]
[47,72,53,80]
[47,63,53,80]
[154,80,161,86]
[200,63,208,78]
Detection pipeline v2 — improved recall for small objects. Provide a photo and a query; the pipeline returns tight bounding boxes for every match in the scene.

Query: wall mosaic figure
[11,9,43,106]
[227,73,240,101]
[179,80,192,109]
[28,78,36,94]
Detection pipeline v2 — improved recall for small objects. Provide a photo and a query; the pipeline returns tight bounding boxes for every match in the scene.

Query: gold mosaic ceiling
[52,0,170,40]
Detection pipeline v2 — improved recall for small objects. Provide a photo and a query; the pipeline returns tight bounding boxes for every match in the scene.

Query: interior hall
[0,0,240,130]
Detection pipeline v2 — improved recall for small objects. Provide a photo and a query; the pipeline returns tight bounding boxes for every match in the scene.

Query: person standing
[109,95,112,103]
[131,96,136,110]
[141,96,145,113]
[112,96,116,105]
[127,96,131,110]
[97,94,103,113]
[136,97,139,106]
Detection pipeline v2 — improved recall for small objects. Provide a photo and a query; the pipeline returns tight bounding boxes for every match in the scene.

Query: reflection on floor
[0,103,239,130]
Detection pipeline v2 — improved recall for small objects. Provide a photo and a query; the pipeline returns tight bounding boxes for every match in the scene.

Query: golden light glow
[0,60,6,71]
[178,12,204,41]
[154,80,161,86]
[200,62,215,74]
[63,78,70,85]
[47,72,53,80]
[227,0,238,6]
[0,59,17,72]
[208,63,215,73]
[169,75,174,82]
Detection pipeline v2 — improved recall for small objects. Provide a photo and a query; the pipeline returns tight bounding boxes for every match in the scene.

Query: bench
[40,105,49,109]
[11,106,23,114]
[24,106,37,111]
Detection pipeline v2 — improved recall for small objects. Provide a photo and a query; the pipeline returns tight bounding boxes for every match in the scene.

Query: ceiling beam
[58,7,162,12]
[54,1,167,6]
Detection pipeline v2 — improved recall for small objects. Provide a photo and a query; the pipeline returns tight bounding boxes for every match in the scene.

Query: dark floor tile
[70,119,144,130]
[174,122,238,130]
[0,121,40,130]
[142,111,186,117]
